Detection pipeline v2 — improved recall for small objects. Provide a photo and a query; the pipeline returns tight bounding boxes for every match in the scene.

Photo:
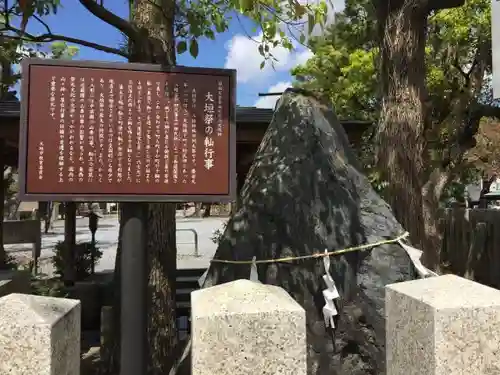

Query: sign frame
[18,58,237,203]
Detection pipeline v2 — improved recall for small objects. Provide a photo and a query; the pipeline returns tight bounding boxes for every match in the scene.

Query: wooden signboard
[18,59,236,202]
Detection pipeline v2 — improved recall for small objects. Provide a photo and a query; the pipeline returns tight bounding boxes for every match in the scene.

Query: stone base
[0,293,81,375]
[0,269,31,297]
[386,274,500,375]
[192,279,307,375]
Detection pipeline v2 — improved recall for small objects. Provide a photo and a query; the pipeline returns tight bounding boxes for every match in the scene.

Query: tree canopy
[0,0,331,65]
[292,0,497,199]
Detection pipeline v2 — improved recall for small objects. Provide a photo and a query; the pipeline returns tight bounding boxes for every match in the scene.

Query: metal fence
[441,208,500,289]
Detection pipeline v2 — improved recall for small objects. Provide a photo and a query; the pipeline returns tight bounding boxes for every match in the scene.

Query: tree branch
[78,0,141,42]
[475,103,500,119]
[1,28,129,57]
[32,14,51,35]
[3,0,9,28]
[146,0,169,21]
[428,0,465,10]
[452,55,469,82]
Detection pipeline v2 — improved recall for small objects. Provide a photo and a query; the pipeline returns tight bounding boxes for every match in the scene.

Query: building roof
[236,106,275,123]
[0,101,372,127]
[0,100,22,118]
[235,106,372,127]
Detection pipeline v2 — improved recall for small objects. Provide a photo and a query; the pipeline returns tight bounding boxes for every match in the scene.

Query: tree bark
[421,168,453,272]
[202,203,211,217]
[375,0,429,258]
[63,201,77,286]
[0,140,5,269]
[105,1,178,374]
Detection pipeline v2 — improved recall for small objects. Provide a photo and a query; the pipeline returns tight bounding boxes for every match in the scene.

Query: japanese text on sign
[21,60,234,200]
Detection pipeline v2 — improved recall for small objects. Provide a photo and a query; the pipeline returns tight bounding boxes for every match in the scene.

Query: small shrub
[31,277,67,297]
[52,241,103,281]
[3,254,19,271]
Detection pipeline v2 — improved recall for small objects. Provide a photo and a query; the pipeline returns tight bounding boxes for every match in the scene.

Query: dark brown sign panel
[19,59,236,202]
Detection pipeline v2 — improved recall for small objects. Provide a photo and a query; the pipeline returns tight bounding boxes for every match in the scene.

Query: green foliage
[292,0,494,200]
[172,0,331,60]
[52,241,102,282]
[210,221,228,244]
[30,277,67,297]
[6,0,331,70]
[0,0,78,94]
[2,254,19,271]
[292,0,378,121]
[16,0,61,19]
[4,167,18,208]
[293,0,491,120]
[50,41,79,59]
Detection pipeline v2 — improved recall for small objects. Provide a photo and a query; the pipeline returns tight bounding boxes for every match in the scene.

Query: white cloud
[254,81,292,108]
[224,32,293,83]
[293,0,344,38]
[224,32,315,85]
[295,49,314,66]
[225,0,344,84]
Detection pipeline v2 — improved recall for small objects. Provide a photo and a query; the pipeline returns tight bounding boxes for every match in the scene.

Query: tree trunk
[375,0,429,257]
[202,203,211,217]
[63,201,77,286]
[194,203,201,217]
[421,168,453,271]
[0,140,5,269]
[105,1,178,374]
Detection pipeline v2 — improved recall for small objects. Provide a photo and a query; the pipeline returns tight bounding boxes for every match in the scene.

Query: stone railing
[3,219,42,259]
[386,274,500,374]
[191,275,500,375]
[1,274,499,374]
[0,293,81,375]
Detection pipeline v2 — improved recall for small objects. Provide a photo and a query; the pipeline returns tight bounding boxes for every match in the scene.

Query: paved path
[6,214,228,273]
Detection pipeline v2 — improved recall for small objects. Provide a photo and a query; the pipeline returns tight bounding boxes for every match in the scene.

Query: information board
[19,59,236,202]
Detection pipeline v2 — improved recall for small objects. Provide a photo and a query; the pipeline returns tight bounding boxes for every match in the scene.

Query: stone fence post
[191,279,306,375]
[386,274,500,375]
[0,293,81,375]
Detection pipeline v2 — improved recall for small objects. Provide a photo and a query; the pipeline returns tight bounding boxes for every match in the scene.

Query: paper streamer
[322,249,340,328]
[198,256,261,286]
[249,256,261,282]
[398,240,438,278]
[198,268,209,287]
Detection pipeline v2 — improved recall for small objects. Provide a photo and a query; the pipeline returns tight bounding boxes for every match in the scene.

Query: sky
[21,1,344,108]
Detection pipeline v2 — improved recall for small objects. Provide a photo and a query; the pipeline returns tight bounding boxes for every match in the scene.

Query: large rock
[202,90,418,374]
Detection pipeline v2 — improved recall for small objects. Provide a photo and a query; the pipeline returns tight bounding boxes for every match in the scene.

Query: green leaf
[267,22,276,37]
[189,39,199,58]
[239,0,254,11]
[177,41,187,54]
[258,44,264,56]
[308,14,315,35]
[260,61,265,69]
